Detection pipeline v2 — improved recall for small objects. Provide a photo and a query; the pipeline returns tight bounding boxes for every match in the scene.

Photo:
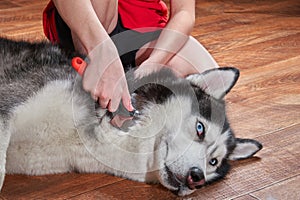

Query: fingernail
[128,101,135,111]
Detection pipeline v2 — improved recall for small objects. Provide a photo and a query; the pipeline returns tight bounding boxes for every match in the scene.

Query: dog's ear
[229,138,263,160]
[186,67,240,99]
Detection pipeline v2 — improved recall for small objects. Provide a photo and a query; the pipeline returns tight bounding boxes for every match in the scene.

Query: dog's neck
[91,94,192,179]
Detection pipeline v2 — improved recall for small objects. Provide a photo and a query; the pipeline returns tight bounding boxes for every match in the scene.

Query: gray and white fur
[0,37,262,196]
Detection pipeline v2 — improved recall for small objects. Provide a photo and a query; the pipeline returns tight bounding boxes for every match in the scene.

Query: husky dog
[0,37,262,196]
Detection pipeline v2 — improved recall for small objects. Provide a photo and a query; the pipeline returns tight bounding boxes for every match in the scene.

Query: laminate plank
[0,0,19,10]
[8,0,42,7]
[0,2,47,22]
[220,0,300,16]
[0,24,45,41]
[250,175,300,200]
[0,174,123,199]
[69,180,177,200]
[232,195,257,200]
[196,0,300,17]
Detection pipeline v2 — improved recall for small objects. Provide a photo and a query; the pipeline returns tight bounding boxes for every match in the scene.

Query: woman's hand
[82,39,133,112]
[135,0,196,78]
[53,0,132,113]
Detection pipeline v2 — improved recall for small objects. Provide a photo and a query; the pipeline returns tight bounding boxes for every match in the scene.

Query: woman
[43,0,218,113]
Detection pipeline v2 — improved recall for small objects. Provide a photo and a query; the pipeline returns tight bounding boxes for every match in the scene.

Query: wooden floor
[0,0,299,199]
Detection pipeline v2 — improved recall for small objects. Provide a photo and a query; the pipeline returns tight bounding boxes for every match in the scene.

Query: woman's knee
[91,0,118,33]
[174,36,218,69]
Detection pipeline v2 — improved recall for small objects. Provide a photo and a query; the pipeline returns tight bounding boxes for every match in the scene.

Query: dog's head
[130,67,262,196]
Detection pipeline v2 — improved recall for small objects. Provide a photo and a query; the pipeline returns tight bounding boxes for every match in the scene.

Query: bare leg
[136,36,219,76]
[71,0,118,55]
[168,36,218,75]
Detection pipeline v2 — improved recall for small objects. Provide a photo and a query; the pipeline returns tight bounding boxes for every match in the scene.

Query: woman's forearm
[52,0,110,53]
[146,0,195,65]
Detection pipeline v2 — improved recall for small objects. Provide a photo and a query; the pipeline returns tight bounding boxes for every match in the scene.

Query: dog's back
[0,38,76,117]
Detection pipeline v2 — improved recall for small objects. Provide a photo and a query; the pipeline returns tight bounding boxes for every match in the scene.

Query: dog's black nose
[190,167,204,182]
[187,167,205,190]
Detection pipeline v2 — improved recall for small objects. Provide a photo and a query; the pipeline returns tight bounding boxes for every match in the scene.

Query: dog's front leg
[0,119,11,192]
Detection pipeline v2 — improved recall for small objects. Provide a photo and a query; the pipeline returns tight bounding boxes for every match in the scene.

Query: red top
[43,0,168,43]
[118,0,168,31]
[43,1,59,43]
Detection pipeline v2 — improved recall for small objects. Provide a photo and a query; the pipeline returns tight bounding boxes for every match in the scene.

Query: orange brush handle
[71,57,87,76]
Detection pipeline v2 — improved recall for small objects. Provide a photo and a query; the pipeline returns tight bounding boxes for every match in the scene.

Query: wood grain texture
[251,175,300,200]
[0,0,299,199]
[1,174,123,199]
[232,195,257,200]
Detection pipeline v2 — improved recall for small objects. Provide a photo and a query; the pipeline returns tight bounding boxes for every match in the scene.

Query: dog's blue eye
[196,121,205,140]
[209,158,218,166]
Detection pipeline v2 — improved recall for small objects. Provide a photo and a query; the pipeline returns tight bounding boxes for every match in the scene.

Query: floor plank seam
[252,122,300,139]
[248,174,300,199]
[65,179,126,199]
[248,193,260,200]
[228,174,300,200]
